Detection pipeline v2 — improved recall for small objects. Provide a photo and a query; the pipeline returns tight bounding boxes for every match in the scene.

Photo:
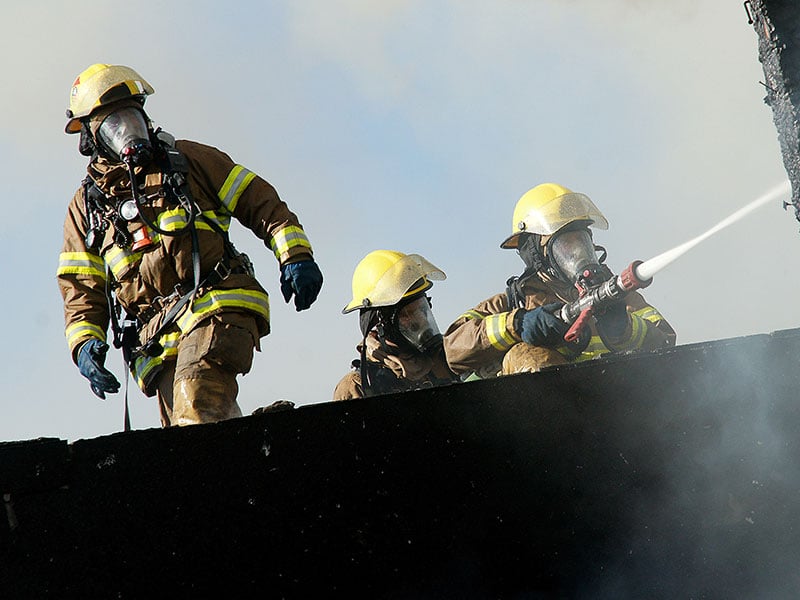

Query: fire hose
[560,261,652,343]
[557,180,790,343]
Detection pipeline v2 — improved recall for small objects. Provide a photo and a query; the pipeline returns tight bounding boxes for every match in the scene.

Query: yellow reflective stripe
[459,310,484,322]
[155,207,231,234]
[218,165,256,213]
[269,225,312,259]
[626,314,648,350]
[605,313,648,352]
[157,207,191,232]
[484,312,516,351]
[196,210,231,233]
[65,320,106,349]
[568,335,608,362]
[57,252,106,278]
[585,336,607,354]
[632,306,664,324]
[124,80,143,96]
[133,331,180,391]
[105,245,143,278]
[176,288,270,332]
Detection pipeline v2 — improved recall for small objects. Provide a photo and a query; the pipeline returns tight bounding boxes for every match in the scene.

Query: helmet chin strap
[517,232,568,283]
[78,123,97,157]
[517,233,545,273]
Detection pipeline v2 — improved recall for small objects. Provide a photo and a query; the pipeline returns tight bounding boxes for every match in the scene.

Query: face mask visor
[395,295,442,353]
[96,106,153,165]
[549,229,600,283]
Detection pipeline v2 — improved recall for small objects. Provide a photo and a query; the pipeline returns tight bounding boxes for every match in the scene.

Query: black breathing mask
[549,229,598,282]
[360,294,443,355]
[96,106,154,166]
[393,295,443,353]
[548,228,611,290]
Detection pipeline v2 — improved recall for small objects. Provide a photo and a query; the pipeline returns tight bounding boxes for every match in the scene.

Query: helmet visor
[519,192,609,236]
[96,107,152,163]
[395,296,442,352]
[550,229,600,282]
[347,254,445,311]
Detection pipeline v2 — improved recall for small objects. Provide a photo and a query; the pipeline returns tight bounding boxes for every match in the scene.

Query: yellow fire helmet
[500,182,609,249]
[65,64,154,134]
[343,250,446,314]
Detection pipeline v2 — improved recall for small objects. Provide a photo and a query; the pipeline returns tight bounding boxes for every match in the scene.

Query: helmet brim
[342,278,434,314]
[65,118,82,134]
[500,233,522,249]
[342,253,444,314]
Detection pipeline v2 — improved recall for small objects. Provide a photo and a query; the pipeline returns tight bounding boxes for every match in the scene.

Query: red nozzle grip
[619,260,652,291]
[564,307,592,343]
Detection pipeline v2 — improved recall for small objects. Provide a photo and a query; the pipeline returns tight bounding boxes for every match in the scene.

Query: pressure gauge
[119,199,139,221]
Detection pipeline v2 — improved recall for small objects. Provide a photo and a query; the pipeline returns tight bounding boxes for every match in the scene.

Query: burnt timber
[749,0,800,216]
[3,329,800,598]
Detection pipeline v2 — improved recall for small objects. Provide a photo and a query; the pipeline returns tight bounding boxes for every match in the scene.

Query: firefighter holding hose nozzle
[443,183,676,378]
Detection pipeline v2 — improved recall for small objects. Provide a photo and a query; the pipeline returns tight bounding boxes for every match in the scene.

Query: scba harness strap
[83,137,253,361]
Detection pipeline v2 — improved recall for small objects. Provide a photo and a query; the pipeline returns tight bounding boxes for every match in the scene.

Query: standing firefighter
[444,183,675,378]
[333,250,457,400]
[57,64,323,426]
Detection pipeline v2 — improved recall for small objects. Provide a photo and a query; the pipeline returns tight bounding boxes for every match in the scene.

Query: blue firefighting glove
[77,339,121,399]
[518,303,569,348]
[280,259,323,311]
[595,300,630,340]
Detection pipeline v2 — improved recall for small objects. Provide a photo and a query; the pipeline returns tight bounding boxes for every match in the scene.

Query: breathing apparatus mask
[518,225,610,291]
[548,228,603,284]
[360,292,443,354]
[394,294,443,352]
[95,106,154,166]
[81,102,200,250]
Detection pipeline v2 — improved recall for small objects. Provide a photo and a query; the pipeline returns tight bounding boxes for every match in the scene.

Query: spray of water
[634,180,791,282]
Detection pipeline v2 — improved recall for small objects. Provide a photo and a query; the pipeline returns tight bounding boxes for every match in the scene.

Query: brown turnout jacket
[58,140,314,392]
[333,333,457,400]
[444,273,676,378]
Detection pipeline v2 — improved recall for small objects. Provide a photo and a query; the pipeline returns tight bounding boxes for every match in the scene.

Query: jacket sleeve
[598,291,676,352]
[179,140,315,266]
[333,371,363,401]
[442,293,524,376]
[56,188,110,362]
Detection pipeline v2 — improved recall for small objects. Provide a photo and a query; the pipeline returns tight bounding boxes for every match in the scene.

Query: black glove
[280,259,323,311]
[77,339,121,399]
[595,301,630,340]
[518,303,568,348]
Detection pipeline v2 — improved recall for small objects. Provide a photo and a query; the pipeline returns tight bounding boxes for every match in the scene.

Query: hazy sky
[1,0,796,442]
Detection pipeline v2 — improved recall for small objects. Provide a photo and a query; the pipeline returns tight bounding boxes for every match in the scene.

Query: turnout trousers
[501,342,568,375]
[155,313,259,427]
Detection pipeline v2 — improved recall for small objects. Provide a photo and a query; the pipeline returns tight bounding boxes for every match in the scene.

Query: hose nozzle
[619,260,652,291]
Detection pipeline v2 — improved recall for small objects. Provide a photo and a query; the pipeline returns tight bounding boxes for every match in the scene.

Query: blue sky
[1,0,796,442]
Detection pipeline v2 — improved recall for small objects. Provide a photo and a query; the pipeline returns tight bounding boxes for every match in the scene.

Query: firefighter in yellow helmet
[57,64,323,427]
[333,250,458,400]
[443,183,675,377]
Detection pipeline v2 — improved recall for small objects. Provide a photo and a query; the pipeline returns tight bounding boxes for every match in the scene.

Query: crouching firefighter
[57,64,323,427]
[444,182,675,378]
[333,250,458,400]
